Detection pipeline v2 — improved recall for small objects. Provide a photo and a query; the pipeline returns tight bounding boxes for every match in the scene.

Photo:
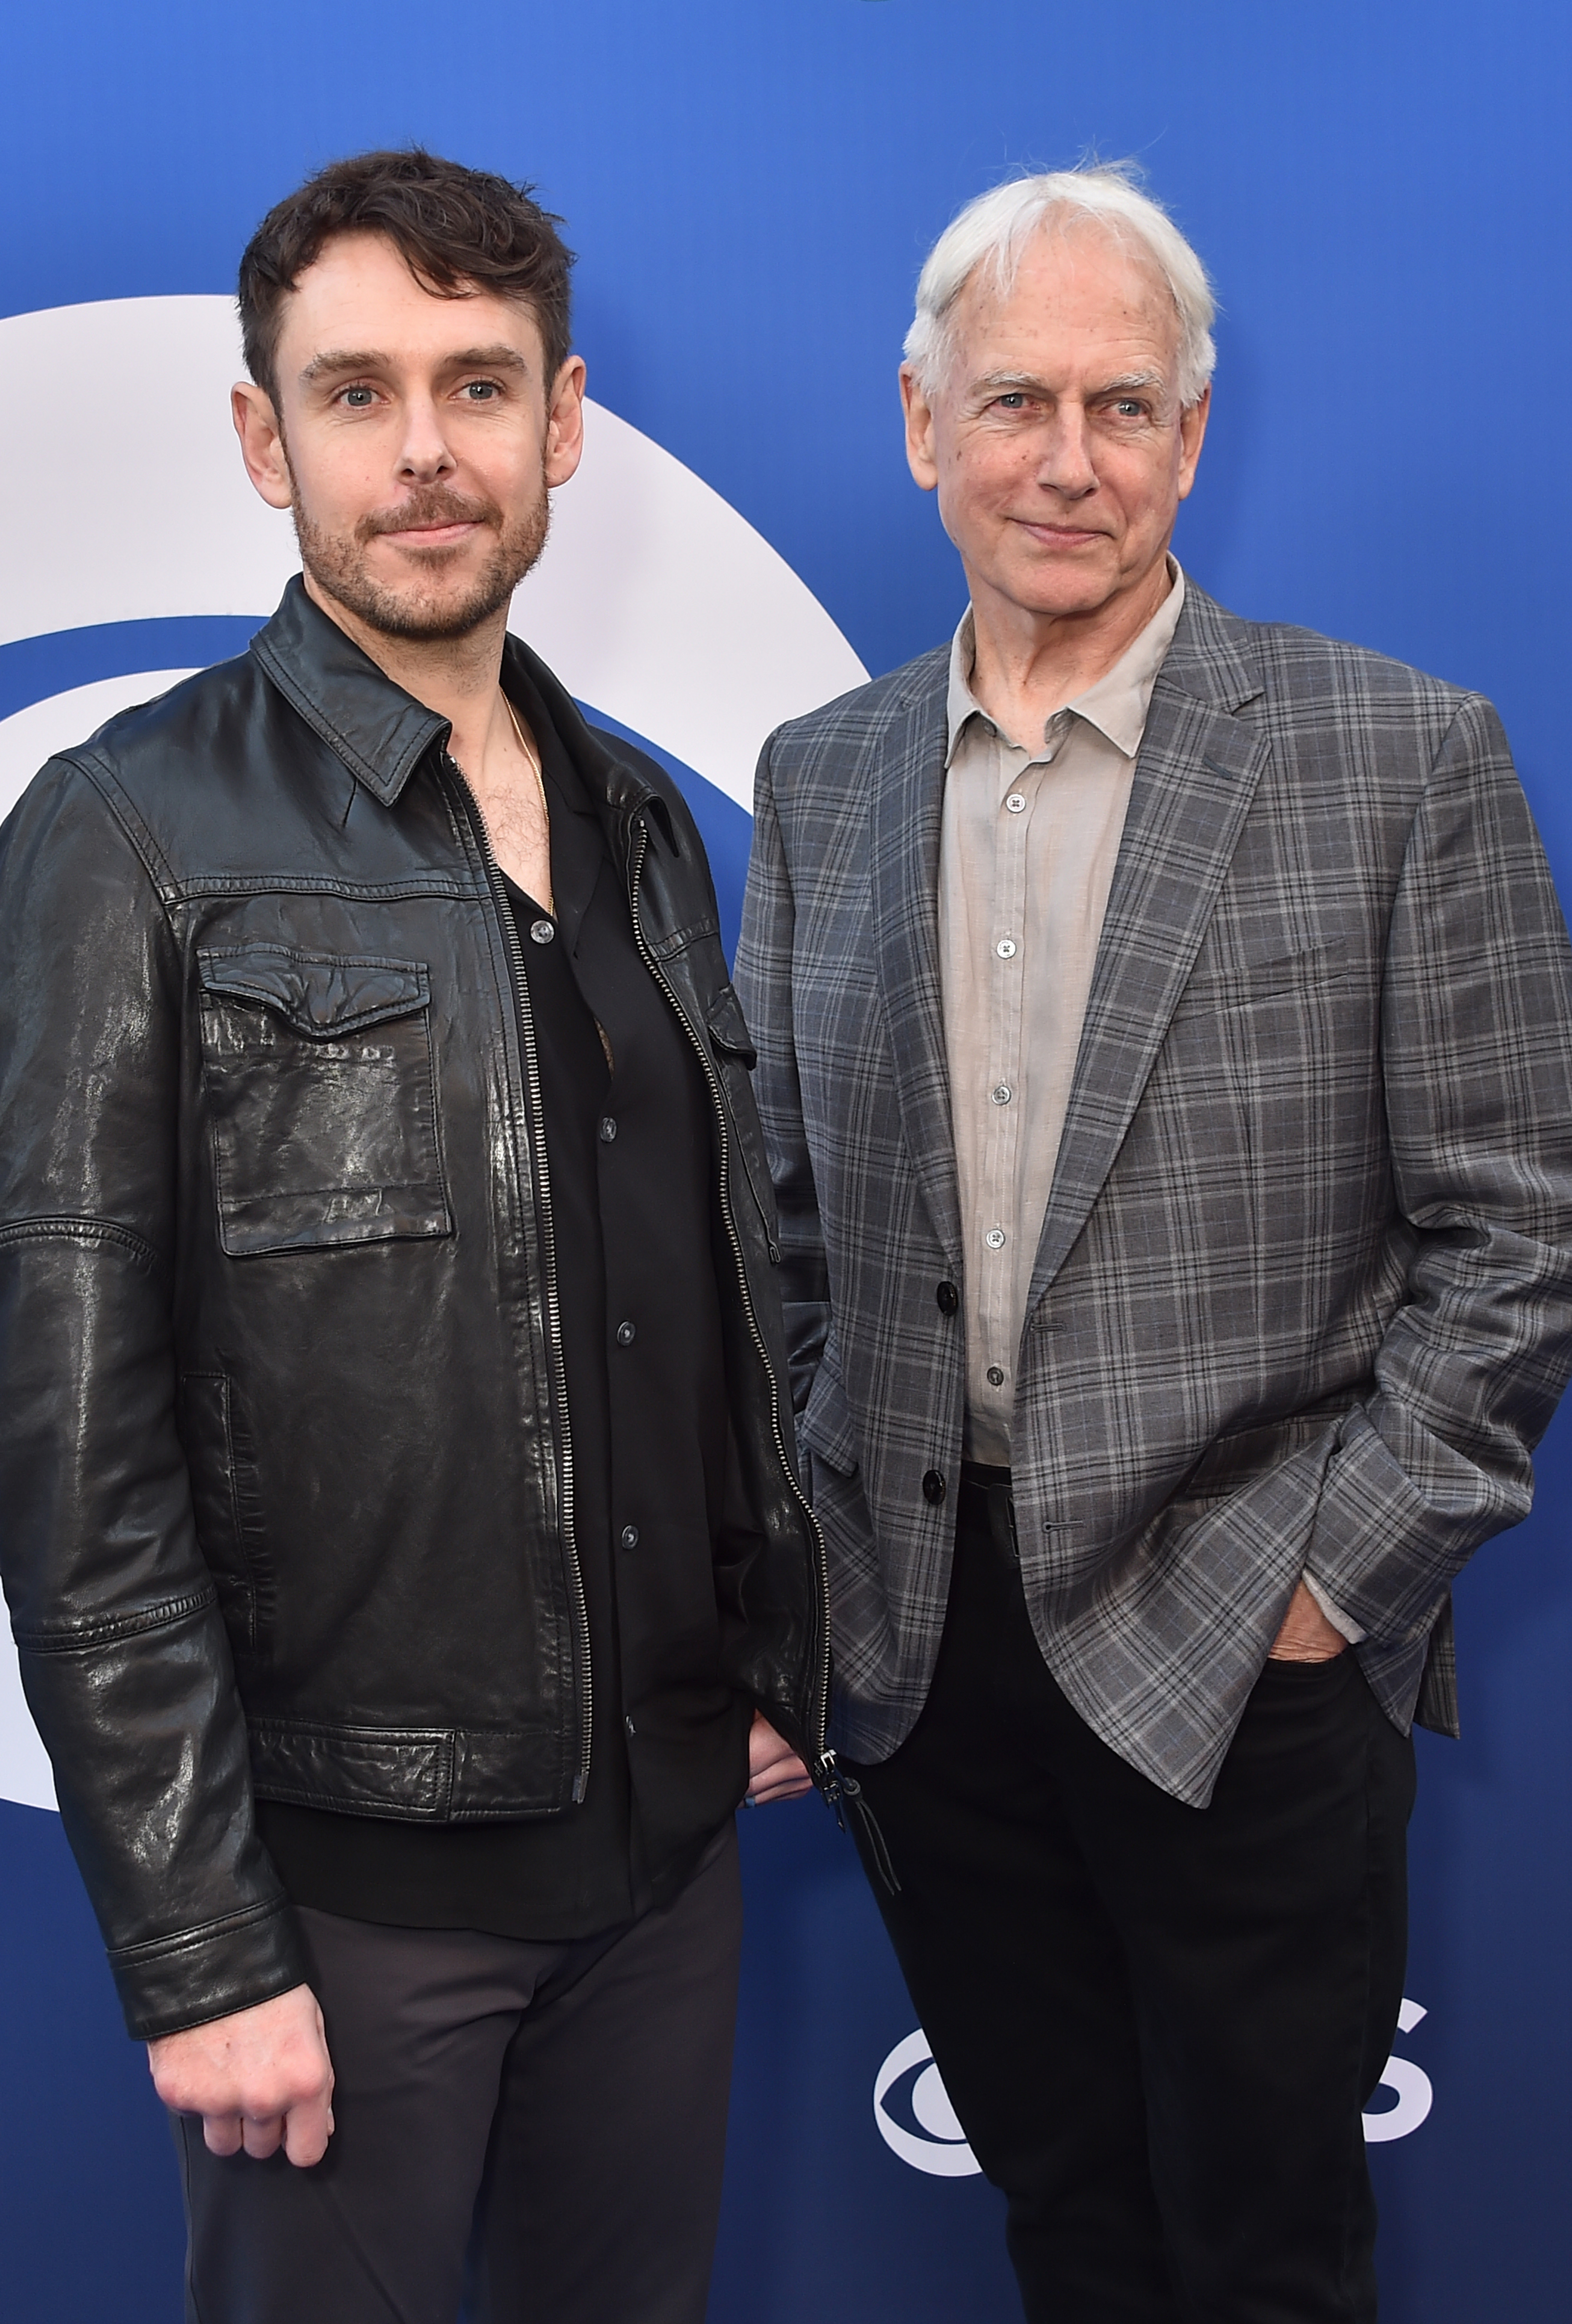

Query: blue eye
[341,385,375,407]
[463,380,501,400]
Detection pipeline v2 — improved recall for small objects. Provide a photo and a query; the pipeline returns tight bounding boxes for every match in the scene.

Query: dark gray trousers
[175,1825,742,2324]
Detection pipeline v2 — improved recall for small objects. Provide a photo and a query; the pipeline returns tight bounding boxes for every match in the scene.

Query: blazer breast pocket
[1177,933,1353,1013]
[197,944,452,1259]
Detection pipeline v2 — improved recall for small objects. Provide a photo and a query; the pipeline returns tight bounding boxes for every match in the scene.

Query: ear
[231,382,293,510]
[544,355,588,489]
[1176,384,1211,501]
[900,364,940,494]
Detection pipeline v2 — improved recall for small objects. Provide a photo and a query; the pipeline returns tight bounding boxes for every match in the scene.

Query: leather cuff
[109,1898,308,2042]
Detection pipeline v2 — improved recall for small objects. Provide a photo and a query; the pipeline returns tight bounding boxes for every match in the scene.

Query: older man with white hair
[736,164,1572,2317]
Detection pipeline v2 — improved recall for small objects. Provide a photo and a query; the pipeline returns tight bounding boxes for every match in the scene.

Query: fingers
[1267,1580,1350,1662]
[202,2112,244,2159]
[201,2102,328,2166]
[746,1748,814,1805]
[240,2113,286,2160]
[283,2087,335,2169]
[750,1771,814,1805]
[746,1710,815,1806]
[147,1985,337,2167]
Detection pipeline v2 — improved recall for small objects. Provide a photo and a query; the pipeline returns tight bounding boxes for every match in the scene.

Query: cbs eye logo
[874,2005,1433,2176]
[873,2031,980,2177]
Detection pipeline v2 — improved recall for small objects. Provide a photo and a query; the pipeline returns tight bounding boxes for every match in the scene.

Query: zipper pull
[815,1750,901,1895]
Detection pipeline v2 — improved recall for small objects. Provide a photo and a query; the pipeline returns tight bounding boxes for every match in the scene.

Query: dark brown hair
[238,148,575,405]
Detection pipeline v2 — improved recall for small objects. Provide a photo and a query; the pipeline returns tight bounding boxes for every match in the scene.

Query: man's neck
[965,555,1174,748]
[301,569,509,778]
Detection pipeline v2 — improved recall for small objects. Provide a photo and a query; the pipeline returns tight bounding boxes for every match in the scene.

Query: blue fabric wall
[2,5,1569,2317]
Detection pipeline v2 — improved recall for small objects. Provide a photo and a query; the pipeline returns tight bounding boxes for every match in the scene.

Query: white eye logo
[873,2030,981,2176]
[1362,1998,1434,2142]
[875,2003,1433,2180]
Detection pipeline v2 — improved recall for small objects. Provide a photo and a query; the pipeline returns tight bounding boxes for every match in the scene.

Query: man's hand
[746,1711,814,1805]
[1268,1579,1350,1663]
[147,1984,335,2166]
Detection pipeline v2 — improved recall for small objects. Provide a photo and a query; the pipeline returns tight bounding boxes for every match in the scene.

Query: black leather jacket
[0,581,827,2039]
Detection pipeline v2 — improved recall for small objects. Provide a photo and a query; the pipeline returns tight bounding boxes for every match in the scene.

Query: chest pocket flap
[197,945,451,1259]
[198,947,431,1037]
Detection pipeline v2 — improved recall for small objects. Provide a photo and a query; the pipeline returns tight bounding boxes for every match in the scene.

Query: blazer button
[935,1281,960,1316]
[620,1524,640,1550]
[922,1469,947,1506]
[616,1320,636,1347]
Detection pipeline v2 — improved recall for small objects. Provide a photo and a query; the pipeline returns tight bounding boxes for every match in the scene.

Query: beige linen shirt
[940,563,1185,1467]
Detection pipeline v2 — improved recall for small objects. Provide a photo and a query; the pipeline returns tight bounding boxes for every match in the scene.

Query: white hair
[904,162,1217,408]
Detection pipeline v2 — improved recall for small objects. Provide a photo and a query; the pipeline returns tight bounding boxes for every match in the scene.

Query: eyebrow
[298,343,534,387]
[969,367,1168,400]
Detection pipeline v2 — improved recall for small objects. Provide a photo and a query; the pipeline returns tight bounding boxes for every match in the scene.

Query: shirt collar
[944,557,1187,768]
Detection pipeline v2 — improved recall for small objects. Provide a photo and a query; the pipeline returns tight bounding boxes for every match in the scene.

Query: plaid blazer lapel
[1023,595,1270,1316]
[871,675,963,1270]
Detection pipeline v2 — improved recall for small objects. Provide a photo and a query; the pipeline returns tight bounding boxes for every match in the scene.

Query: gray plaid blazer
[735,581,1572,1805]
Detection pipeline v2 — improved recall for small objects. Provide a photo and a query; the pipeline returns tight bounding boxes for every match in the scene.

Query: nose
[396,391,457,483]
[1034,402,1098,500]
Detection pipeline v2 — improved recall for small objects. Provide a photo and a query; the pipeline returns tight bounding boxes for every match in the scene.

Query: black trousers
[175,1825,741,2324]
[847,1469,1416,2324]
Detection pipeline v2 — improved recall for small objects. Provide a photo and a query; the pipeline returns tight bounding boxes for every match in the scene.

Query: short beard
[291,470,550,644]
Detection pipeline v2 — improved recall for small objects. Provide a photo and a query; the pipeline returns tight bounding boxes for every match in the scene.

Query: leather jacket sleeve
[0,760,305,2040]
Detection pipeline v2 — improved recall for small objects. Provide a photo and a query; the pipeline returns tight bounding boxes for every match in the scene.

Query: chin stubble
[291,471,551,644]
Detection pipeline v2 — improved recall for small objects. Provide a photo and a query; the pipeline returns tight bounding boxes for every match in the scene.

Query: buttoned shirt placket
[940,566,1187,1465]
[973,717,1069,1423]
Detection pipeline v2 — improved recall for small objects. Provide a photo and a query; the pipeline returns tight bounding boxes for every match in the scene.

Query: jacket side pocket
[177,1373,267,1654]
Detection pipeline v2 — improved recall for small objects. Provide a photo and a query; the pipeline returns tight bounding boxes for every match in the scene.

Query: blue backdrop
[2,5,1570,2319]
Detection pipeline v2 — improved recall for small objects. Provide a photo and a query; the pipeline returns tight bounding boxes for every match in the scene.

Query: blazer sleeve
[0,760,304,2040]
[1303,694,1572,1645]
[735,734,830,1415]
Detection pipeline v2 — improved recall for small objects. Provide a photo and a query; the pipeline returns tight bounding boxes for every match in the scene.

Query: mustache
[356,488,502,542]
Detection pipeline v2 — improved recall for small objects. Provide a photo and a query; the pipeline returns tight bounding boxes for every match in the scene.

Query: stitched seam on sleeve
[0,1216,163,1272]
[108,1897,290,1966]
[15,1586,218,1654]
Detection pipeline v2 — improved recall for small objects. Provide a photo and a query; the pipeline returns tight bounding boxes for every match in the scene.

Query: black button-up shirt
[256,677,750,1937]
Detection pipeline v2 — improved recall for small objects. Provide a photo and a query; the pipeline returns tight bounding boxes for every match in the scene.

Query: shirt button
[922,1469,947,1506]
[615,1320,636,1347]
[985,1227,1007,1251]
[986,1365,1006,1387]
[529,918,555,946]
[620,1524,640,1550]
[1005,792,1027,814]
[599,1116,617,1143]
[624,1714,637,1738]
[990,1084,1012,1105]
[936,1280,960,1315]
[996,937,1017,959]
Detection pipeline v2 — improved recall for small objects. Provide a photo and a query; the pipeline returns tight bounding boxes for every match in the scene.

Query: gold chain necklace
[503,691,549,815]
[502,690,554,913]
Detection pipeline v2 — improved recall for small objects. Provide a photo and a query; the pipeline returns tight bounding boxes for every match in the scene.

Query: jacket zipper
[440,751,593,1806]
[625,815,836,1791]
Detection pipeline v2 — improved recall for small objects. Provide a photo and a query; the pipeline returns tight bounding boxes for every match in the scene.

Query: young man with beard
[0,149,818,2324]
